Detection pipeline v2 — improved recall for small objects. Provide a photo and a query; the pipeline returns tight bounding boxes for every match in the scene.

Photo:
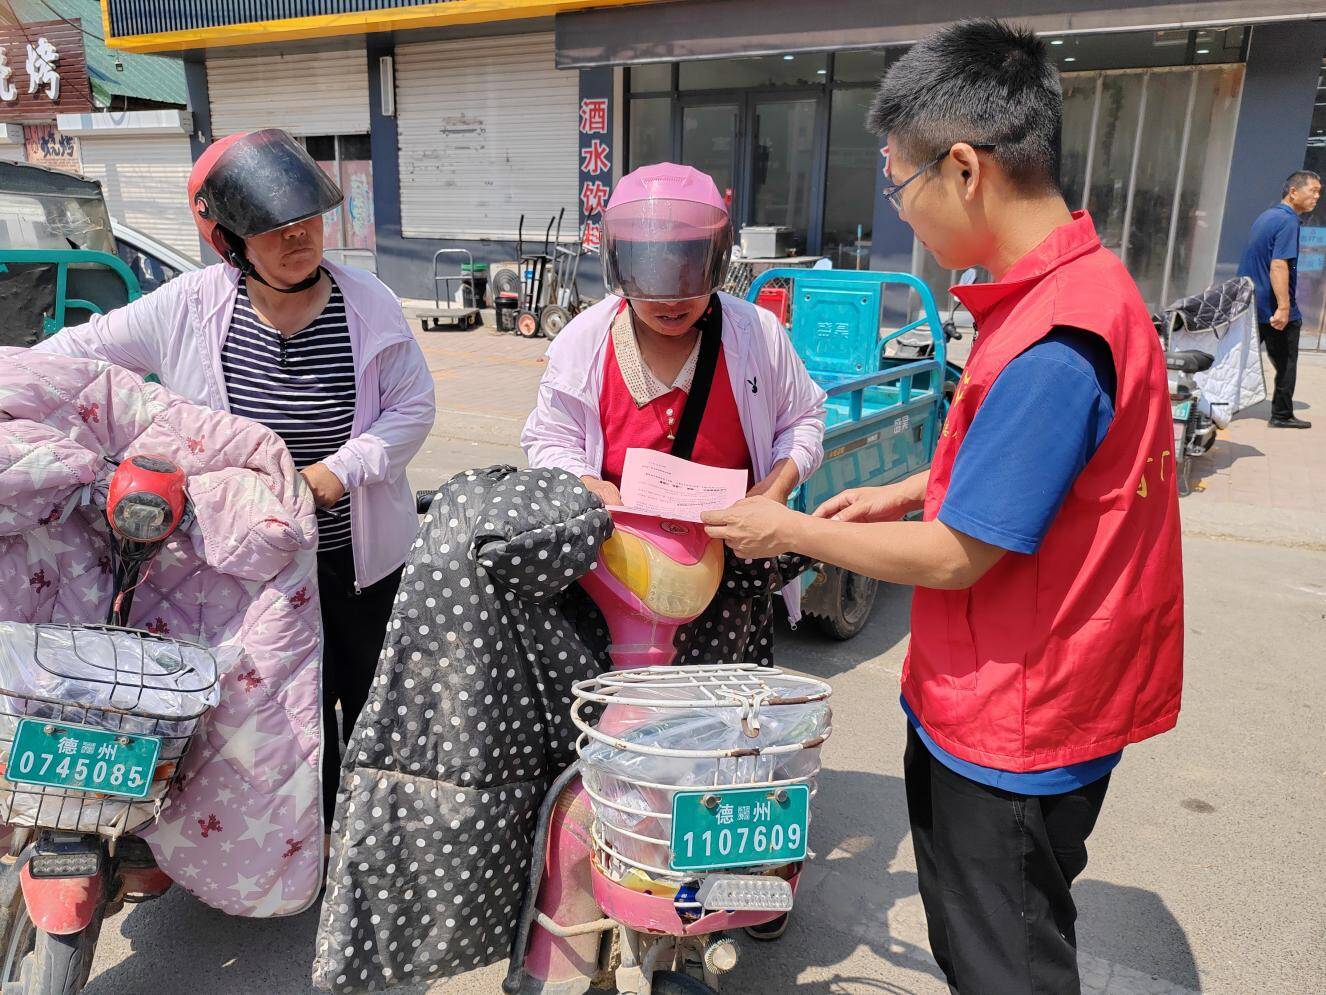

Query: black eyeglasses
[882,143,998,213]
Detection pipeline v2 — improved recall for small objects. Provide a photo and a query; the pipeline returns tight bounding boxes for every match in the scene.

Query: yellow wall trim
[102,0,658,54]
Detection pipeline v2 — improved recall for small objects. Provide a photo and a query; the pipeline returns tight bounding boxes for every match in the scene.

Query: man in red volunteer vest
[705,19,1183,992]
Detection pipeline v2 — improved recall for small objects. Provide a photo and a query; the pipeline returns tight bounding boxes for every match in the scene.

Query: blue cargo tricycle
[747,268,954,639]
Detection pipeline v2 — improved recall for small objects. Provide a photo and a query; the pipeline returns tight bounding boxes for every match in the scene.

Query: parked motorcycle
[0,456,220,994]
[1155,311,1218,495]
[502,510,833,995]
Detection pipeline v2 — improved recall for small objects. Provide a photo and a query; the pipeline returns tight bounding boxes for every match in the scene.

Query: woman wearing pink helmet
[521,162,827,644]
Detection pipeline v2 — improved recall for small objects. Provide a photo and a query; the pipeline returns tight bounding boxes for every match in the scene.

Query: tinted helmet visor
[195,129,343,240]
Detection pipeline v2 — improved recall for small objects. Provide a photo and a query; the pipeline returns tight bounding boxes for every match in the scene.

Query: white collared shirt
[610,305,702,407]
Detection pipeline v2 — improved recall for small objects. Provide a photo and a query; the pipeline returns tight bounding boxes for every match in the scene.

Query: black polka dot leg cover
[311,470,810,991]
[312,467,612,992]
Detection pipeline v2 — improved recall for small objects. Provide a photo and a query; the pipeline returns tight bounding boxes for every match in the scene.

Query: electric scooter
[0,456,220,995]
[503,511,833,995]
[1154,312,1217,495]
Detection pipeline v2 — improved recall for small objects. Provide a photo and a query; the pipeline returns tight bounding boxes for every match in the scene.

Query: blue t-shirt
[904,329,1123,795]
[1238,203,1301,324]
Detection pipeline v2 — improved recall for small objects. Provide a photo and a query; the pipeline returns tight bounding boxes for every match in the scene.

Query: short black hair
[868,19,1062,193]
[1284,170,1321,198]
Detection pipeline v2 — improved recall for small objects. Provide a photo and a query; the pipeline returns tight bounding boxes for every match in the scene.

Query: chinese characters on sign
[23,124,80,172]
[577,70,614,254]
[25,37,60,100]
[0,49,15,102]
[0,21,91,122]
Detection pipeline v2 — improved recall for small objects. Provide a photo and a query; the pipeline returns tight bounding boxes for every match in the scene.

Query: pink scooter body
[519,512,789,993]
[576,512,713,670]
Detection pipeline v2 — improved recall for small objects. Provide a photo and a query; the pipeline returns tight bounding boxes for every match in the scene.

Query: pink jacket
[34,261,435,588]
[521,292,827,617]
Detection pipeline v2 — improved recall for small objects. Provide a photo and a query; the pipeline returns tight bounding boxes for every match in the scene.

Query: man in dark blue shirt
[1238,170,1320,428]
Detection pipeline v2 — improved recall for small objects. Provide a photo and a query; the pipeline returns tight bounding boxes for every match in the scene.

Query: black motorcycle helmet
[189,129,344,292]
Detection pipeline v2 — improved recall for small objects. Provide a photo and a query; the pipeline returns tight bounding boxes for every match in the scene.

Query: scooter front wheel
[0,856,35,986]
[651,970,718,995]
[1,866,107,995]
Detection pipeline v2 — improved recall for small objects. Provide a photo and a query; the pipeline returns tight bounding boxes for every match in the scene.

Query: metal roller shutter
[396,32,579,240]
[78,133,198,256]
[207,49,370,137]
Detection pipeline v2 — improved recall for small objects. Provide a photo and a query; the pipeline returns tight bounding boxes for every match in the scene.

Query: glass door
[747,96,819,253]
[680,101,740,214]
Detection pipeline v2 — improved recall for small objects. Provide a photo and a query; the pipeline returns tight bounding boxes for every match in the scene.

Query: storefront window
[1297,58,1326,350]
[1193,27,1250,65]
[629,97,672,170]
[833,49,893,84]
[1059,75,1099,211]
[1084,72,1145,253]
[913,62,1243,314]
[1166,65,1243,308]
[1125,71,1194,303]
[305,133,375,251]
[681,103,739,209]
[749,97,817,248]
[822,87,876,269]
[679,54,827,91]
[1043,27,1245,72]
[628,63,672,93]
[629,51,876,252]
[1060,66,1242,308]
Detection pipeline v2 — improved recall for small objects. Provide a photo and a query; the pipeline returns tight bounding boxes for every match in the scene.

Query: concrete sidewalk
[406,310,543,490]
[1180,352,1326,550]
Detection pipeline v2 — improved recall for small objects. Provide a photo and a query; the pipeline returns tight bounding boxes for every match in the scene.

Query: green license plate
[670,785,809,871]
[6,719,160,800]
[1173,400,1193,420]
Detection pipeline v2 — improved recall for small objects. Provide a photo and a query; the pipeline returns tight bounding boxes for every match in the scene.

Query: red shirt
[904,212,1183,772]
[599,334,751,488]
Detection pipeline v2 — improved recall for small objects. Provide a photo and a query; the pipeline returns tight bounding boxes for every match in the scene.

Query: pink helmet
[601,163,733,302]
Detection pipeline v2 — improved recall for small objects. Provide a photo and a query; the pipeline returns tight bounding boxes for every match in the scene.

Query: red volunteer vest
[599,335,752,489]
[903,212,1183,772]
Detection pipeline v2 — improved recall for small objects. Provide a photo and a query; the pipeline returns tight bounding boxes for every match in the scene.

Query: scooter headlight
[600,531,724,622]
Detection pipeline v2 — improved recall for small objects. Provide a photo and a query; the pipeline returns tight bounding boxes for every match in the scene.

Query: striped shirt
[221,278,356,552]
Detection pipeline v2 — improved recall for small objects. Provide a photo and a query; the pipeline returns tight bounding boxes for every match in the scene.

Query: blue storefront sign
[577,67,613,255]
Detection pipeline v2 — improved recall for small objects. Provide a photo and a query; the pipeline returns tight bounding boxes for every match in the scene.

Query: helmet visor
[601,200,731,301]
[196,129,344,240]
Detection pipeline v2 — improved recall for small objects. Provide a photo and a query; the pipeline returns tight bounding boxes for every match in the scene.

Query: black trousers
[904,726,1110,995]
[318,546,402,825]
[1259,319,1301,421]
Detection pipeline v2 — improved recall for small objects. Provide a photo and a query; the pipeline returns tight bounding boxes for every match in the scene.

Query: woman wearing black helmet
[37,128,436,834]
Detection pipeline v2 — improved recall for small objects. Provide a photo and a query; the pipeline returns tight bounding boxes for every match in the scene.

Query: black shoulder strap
[671,294,723,461]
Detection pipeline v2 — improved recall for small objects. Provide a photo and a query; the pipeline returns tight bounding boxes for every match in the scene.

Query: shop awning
[555,0,1325,67]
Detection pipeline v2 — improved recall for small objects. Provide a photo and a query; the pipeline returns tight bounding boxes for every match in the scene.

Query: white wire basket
[0,624,222,836]
[572,664,832,894]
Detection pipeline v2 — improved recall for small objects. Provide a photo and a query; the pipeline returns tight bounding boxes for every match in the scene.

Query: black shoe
[744,911,790,941]
[1269,416,1312,429]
